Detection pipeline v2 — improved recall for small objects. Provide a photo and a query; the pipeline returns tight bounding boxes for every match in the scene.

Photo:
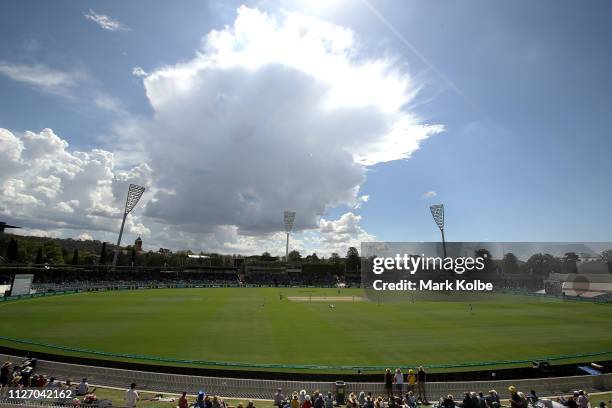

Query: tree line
[3,234,609,277]
[0,233,364,273]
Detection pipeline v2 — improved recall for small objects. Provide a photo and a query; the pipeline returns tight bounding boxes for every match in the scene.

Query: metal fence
[2,354,610,400]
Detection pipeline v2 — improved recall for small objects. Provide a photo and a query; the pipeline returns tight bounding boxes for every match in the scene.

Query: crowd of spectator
[243,273,342,287]
[31,277,241,293]
[0,359,238,408]
[1,359,610,408]
[1,360,102,405]
[272,382,608,408]
[9,264,569,295]
[27,271,361,293]
[30,270,242,287]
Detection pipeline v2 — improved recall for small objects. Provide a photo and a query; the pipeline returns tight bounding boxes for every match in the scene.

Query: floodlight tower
[112,184,145,267]
[429,204,447,258]
[284,211,296,263]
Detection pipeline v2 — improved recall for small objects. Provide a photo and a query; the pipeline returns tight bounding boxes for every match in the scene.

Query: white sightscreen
[11,274,33,296]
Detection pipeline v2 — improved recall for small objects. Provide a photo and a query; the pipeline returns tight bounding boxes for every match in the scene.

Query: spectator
[485,390,500,408]
[83,392,99,406]
[291,394,300,408]
[275,388,286,408]
[0,361,11,389]
[9,366,21,387]
[314,391,324,408]
[357,392,366,406]
[577,391,589,408]
[441,394,456,408]
[470,392,481,408]
[196,391,206,408]
[37,375,48,387]
[598,402,607,408]
[179,392,189,408]
[213,395,223,408]
[463,392,475,408]
[395,368,404,396]
[346,393,358,408]
[324,392,334,408]
[385,368,394,398]
[77,378,89,396]
[564,391,578,408]
[124,382,139,408]
[478,392,487,408]
[300,390,307,405]
[404,391,418,408]
[247,400,256,408]
[388,396,400,408]
[407,369,417,393]
[63,379,74,391]
[509,387,519,408]
[47,376,59,388]
[302,395,312,408]
[417,366,428,404]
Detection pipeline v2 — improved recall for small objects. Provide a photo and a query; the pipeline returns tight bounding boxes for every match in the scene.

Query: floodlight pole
[429,204,447,259]
[112,184,145,267]
[112,213,128,267]
[440,228,447,259]
[283,211,296,263]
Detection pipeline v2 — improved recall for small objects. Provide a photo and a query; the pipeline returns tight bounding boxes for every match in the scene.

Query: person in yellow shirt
[407,369,417,393]
[291,394,300,408]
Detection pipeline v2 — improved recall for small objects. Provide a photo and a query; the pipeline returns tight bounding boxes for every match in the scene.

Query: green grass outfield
[0,287,610,372]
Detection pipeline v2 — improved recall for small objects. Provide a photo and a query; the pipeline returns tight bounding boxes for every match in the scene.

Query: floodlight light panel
[125,184,145,214]
[429,204,444,230]
[284,210,296,232]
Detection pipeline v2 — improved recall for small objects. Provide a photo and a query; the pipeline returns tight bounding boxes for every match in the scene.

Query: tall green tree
[260,251,277,262]
[329,252,342,264]
[80,251,97,265]
[305,252,320,263]
[34,247,44,264]
[525,253,559,278]
[43,241,64,264]
[346,247,360,274]
[71,249,79,265]
[474,248,497,273]
[6,238,18,262]
[287,250,302,263]
[99,242,108,265]
[502,253,520,274]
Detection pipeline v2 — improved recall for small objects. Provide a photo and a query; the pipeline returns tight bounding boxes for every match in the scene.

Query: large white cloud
[0,128,151,237]
[128,6,442,235]
[1,6,442,256]
[317,212,373,246]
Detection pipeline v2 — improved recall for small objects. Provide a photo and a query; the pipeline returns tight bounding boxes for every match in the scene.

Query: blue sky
[1,0,611,254]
